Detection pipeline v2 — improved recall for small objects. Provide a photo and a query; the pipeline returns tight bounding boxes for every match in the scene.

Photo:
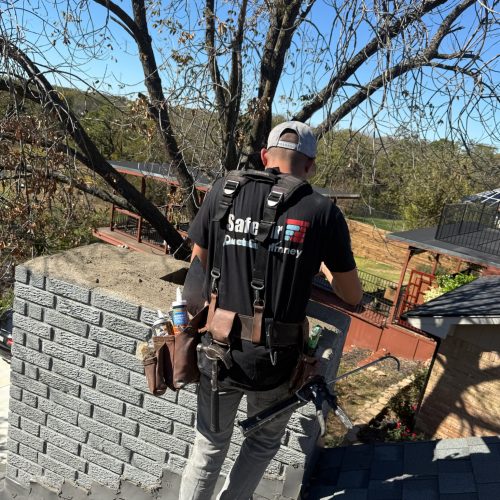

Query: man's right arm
[188,179,221,270]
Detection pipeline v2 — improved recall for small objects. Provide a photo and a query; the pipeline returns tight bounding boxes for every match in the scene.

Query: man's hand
[320,263,363,306]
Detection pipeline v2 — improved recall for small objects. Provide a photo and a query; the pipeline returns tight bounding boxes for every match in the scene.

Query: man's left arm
[191,244,208,270]
[321,205,363,305]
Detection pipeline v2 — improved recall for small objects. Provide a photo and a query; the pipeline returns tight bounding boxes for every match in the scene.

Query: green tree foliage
[312,128,499,229]
[312,130,377,194]
[424,273,478,301]
[0,0,498,264]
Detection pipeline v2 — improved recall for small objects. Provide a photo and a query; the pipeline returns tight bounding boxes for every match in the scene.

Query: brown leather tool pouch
[207,308,237,344]
[144,306,207,394]
[143,355,167,396]
[288,354,318,393]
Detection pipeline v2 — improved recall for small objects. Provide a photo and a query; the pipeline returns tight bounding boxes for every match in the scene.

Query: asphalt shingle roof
[404,276,500,319]
[308,436,500,499]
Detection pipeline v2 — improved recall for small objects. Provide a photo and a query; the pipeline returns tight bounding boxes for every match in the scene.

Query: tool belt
[197,308,306,432]
[207,307,306,348]
[143,306,207,396]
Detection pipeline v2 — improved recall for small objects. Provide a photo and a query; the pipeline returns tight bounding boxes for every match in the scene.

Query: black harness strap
[208,170,276,323]
[250,175,308,345]
[209,169,308,343]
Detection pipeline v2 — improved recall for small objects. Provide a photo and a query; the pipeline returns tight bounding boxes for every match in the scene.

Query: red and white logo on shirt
[284,219,310,244]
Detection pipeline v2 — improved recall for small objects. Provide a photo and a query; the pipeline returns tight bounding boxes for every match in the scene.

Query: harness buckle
[251,280,264,291]
[223,179,240,196]
[267,188,284,208]
[251,280,265,304]
[211,269,221,292]
[266,324,278,366]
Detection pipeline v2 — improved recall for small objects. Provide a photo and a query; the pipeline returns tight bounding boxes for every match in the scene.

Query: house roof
[387,226,500,269]
[308,435,500,499]
[109,160,213,190]
[462,188,500,207]
[108,160,360,200]
[402,276,500,338]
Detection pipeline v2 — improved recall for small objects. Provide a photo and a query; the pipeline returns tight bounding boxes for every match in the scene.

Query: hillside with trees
[1,0,498,252]
[0,0,499,302]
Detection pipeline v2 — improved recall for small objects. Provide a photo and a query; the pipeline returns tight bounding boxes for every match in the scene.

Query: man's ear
[304,159,315,178]
[261,148,269,167]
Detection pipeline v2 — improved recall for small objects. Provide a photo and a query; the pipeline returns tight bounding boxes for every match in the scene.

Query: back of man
[189,168,356,390]
[180,121,362,500]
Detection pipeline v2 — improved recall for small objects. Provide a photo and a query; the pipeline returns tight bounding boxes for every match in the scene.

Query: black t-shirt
[188,169,356,389]
[189,170,355,322]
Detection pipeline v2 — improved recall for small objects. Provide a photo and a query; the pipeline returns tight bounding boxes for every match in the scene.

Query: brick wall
[416,325,500,439]
[5,245,349,500]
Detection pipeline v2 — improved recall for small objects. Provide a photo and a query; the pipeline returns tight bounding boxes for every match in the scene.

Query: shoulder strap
[250,175,309,344]
[209,170,278,320]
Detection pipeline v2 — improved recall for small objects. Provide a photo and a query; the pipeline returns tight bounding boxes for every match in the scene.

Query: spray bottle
[171,287,189,334]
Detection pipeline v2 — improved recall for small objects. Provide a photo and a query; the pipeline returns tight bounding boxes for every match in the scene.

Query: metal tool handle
[334,405,353,430]
[238,394,305,437]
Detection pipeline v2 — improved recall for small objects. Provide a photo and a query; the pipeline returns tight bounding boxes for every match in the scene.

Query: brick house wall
[4,245,348,500]
[416,325,500,439]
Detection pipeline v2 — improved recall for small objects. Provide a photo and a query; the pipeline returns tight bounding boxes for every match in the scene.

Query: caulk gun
[238,355,400,437]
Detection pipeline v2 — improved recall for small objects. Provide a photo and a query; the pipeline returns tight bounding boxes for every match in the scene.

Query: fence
[313,271,398,327]
[436,202,500,257]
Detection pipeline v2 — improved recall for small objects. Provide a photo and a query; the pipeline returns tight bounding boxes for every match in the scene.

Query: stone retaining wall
[4,244,349,500]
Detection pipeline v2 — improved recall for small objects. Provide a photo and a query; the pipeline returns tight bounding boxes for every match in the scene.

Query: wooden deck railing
[109,203,190,254]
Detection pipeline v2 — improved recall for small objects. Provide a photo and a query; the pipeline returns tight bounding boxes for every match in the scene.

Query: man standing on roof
[180,121,362,500]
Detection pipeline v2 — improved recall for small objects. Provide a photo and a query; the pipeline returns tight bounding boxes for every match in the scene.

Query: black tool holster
[197,340,232,432]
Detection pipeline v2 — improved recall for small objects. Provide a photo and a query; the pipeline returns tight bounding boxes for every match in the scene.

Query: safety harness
[198,168,310,432]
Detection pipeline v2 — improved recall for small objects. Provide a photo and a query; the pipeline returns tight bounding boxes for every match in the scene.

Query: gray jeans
[179,374,293,500]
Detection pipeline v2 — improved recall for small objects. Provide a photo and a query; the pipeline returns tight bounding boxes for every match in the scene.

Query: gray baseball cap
[267,121,317,159]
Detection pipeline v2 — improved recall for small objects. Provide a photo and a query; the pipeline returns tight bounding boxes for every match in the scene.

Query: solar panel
[462,188,500,207]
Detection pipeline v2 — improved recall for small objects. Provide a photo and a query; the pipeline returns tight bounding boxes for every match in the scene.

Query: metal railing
[357,270,398,320]
[435,202,500,257]
[313,271,398,327]
[110,202,192,252]
[113,209,166,250]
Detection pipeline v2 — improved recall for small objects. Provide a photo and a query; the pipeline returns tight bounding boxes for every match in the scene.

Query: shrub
[424,272,477,302]
[0,289,14,319]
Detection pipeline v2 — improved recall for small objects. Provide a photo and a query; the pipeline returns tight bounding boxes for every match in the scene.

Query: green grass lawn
[355,256,402,283]
[349,216,406,232]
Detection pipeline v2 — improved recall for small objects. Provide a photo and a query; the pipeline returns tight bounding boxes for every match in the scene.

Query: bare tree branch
[1,156,132,210]
[294,0,451,123]
[0,36,190,258]
[313,0,478,138]
[248,0,316,154]
[92,0,200,217]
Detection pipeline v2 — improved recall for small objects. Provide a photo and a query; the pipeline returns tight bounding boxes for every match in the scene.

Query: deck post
[431,253,440,275]
[389,246,415,323]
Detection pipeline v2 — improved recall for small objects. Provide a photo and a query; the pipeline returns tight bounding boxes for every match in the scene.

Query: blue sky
[6,0,499,147]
